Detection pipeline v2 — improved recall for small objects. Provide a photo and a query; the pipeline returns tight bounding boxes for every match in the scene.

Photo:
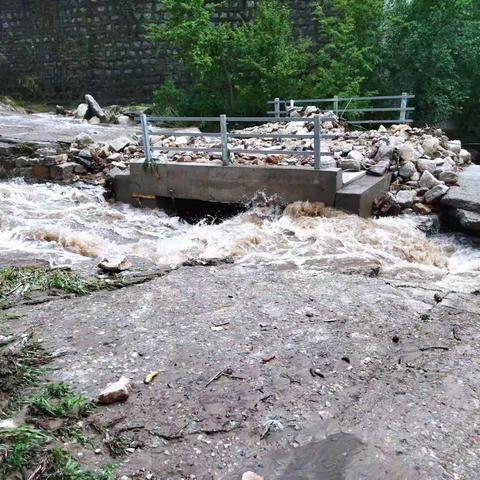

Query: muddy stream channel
[1,179,480,292]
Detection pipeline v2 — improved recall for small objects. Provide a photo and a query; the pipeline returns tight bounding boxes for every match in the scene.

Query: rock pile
[148,105,471,215]
[56,94,148,126]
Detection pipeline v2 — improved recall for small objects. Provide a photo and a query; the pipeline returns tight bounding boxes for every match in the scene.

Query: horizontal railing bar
[151,146,222,152]
[267,100,288,104]
[231,133,313,139]
[349,119,414,124]
[229,148,334,156]
[340,107,415,113]
[282,95,415,103]
[227,116,335,123]
[146,116,221,122]
[154,131,221,138]
[142,116,335,124]
[230,133,339,139]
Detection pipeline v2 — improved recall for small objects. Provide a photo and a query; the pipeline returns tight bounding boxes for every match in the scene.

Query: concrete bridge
[113,160,391,218]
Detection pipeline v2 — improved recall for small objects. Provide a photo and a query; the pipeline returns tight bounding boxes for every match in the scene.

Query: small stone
[438,170,458,185]
[425,184,449,204]
[0,418,20,430]
[98,376,131,404]
[398,161,416,179]
[89,116,101,125]
[378,125,388,133]
[396,189,416,208]
[413,203,432,215]
[0,335,14,346]
[242,472,264,480]
[419,171,441,189]
[74,133,95,148]
[98,256,132,273]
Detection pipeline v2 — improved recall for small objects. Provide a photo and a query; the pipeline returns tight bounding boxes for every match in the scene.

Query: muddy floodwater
[2,179,480,480]
[1,179,480,291]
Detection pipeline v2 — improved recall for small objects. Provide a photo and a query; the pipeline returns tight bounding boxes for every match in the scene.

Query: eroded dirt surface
[5,264,480,479]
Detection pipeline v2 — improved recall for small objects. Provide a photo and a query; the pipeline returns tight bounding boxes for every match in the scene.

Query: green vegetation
[0,337,113,479]
[31,383,95,420]
[0,267,124,310]
[147,0,309,116]
[148,0,480,136]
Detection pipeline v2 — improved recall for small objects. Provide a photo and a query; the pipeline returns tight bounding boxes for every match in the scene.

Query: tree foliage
[313,0,384,98]
[147,0,309,116]
[148,0,480,137]
[380,0,480,129]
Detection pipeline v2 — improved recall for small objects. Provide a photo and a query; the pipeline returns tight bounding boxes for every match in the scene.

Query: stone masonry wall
[0,0,318,104]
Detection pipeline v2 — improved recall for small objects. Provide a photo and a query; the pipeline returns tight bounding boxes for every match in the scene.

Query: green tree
[380,0,480,129]
[313,0,384,98]
[147,0,310,116]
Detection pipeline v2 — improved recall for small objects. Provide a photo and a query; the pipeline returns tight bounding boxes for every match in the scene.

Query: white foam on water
[1,180,479,291]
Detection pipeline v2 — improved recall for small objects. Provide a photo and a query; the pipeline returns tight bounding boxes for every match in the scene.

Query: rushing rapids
[1,179,479,292]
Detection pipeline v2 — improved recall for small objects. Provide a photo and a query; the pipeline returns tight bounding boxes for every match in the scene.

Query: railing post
[274,97,281,118]
[333,95,339,116]
[314,114,321,170]
[141,114,152,164]
[220,114,230,166]
[289,99,295,109]
[400,92,408,122]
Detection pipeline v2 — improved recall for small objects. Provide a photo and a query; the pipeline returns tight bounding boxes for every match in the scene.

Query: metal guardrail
[139,114,337,170]
[267,93,415,124]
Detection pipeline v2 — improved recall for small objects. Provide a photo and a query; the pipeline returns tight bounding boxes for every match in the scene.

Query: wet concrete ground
[0,112,142,145]
[6,264,480,479]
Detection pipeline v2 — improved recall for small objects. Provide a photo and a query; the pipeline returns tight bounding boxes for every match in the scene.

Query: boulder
[419,171,441,189]
[399,144,417,163]
[109,136,131,153]
[398,161,416,180]
[89,116,101,125]
[76,103,89,119]
[117,115,133,126]
[422,136,440,156]
[338,153,361,171]
[438,170,459,185]
[98,376,131,404]
[417,158,437,173]
[425,184,449,204]
[459,149,472,164]
[454,209,480,233]
[367,160,389,176]
[374,141,394,162]
[317,157,337,169]
[85,94,106,119]
[447,140,462,155]
[396,189,416,208]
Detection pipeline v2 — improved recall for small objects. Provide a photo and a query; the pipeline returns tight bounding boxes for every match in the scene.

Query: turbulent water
[1,179,479,292]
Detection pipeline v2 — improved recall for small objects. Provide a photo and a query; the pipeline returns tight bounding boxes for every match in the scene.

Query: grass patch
[0,335,48,415]
[0,267,116,310]
[0,426,114,479]
[31,383,95,420]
